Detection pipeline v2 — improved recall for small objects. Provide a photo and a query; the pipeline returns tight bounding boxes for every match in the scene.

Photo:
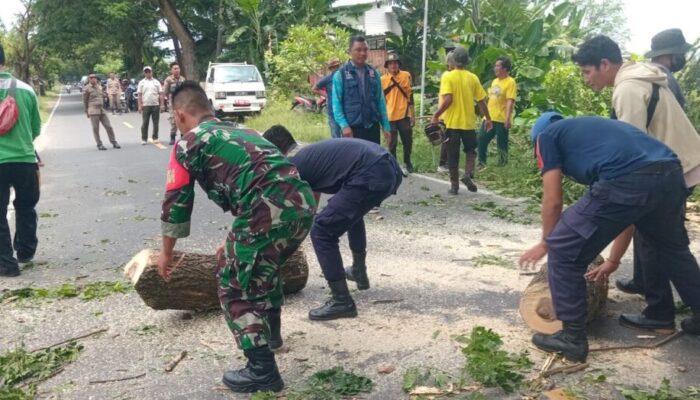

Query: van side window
[208,68,215,83]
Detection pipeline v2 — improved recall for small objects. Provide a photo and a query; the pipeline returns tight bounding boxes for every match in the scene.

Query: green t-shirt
[0,72,41,164]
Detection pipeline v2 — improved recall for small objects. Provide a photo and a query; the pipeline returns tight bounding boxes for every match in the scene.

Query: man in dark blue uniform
[520,113,700,362]
[263,125,402,320]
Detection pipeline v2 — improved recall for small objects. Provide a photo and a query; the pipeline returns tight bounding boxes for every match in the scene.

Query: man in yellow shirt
[478,57,517,167]
[381,54,415,174]
[431,47,492,194]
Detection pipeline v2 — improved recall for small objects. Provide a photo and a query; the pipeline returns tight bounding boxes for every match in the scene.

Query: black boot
[222,346,284,393]
[345,251,370,290]
[532,321,588,362]
[615,278,644,295]
[448,165,459,195]
[267,308,283,352]
[619,313,676,334]
[681,310,700,335]
[308,279,357,321]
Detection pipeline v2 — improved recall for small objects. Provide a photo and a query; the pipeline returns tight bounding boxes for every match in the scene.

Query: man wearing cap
[520,113,700,363]
[431,46,492,194]
[162,62,186,145]
[477,56,517,167]
[572,36,700,310]
[646,28,691,109]
[137,66,164,145]
[313,58,342,138]
[83,72,121,151]
[332,35,391,145]
[381,53,415,174]
[262,125,402,321]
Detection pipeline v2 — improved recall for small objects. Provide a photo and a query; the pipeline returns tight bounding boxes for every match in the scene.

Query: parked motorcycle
[120,92,128,113]
[125,83,138,111]
[290,91,326,113]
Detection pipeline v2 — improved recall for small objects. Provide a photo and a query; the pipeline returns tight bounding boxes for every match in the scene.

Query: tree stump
[123,249,309,311]
[519,255,608,334]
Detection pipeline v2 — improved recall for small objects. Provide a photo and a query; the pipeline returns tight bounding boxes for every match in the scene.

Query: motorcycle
[290,90,326,113]
[120,92,128,113]
[125,83,138,111]
[63,84,71,94]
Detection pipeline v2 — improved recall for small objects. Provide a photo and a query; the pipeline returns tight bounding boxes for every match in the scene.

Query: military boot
[345,251,370,290]
[267,308,283,352]
[308,279,357,321]
[448,165,459,195]
[681,310,700,335]
[531,321,588,362]
[222,346,284,393]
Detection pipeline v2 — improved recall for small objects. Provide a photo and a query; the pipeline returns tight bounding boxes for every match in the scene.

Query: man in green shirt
[0,44,41,277]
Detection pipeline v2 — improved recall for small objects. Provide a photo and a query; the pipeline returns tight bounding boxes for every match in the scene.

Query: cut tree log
[519,255,607,334]
[124,249,309,311]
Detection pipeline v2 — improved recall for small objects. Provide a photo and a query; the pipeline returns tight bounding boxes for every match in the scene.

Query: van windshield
[214,65,261,83]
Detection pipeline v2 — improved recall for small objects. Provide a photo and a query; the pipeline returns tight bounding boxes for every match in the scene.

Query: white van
[204,62,267,117]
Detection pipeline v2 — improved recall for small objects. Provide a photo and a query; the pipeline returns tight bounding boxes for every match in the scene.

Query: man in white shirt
[137,66,164,144]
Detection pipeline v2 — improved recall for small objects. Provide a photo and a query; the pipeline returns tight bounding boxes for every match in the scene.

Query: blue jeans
[546,161,700,322]
[329,117,342,138]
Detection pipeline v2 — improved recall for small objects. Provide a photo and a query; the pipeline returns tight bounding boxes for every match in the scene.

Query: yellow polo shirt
[381,70,413,122]
[486,76,517,123]
[439,69,487,130]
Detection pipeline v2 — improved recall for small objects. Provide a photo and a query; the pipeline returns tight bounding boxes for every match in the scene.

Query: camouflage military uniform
[161,120,316,350]
[162,74,186,138]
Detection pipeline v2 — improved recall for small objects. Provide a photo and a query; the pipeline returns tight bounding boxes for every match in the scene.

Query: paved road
[1,92,699,399]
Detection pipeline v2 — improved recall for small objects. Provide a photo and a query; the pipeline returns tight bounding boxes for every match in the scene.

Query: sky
[1,0,699,55]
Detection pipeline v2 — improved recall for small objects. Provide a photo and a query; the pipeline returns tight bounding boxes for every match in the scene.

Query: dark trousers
[477,121,509,165]
[141,105,160,140]
[388,118,413,167]
[351,123,380,144]
[546,161,700,322]
[310,157,402,282]
[89,114,117,146]
[0,163,40,268]
[445,129,477,185]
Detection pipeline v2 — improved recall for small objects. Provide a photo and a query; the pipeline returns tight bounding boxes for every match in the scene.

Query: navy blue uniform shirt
[314,73,335,117]
[536,117,677,185]
[290,138,389,194]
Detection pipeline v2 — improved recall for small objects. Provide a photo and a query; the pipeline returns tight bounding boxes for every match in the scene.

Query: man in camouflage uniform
[106,72,122,115]
[83,72,120,150]
[157,82,315,393]
[162,62,186,145]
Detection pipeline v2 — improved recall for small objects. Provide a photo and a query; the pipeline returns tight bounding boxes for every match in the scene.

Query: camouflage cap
[384,53,401,68]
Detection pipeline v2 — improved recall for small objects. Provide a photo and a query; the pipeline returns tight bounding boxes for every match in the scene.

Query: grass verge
[38,88,60,123]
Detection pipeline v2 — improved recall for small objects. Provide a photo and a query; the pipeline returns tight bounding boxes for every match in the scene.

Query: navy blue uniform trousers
[546,161,700,323]
[310,156,402,282]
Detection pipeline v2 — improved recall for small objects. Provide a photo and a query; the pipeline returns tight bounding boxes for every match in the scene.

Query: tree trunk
[215,0,224,57]
[519,255,608,334]
[155,0,199,81]
[124,249,309,311]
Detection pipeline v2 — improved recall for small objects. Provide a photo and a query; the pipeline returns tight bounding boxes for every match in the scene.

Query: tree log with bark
[124,249,309,311]
[519,255,608,334]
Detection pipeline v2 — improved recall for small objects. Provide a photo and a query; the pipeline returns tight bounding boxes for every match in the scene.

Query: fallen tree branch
[31,328,108,352]
[164,351,188,372]
[590,330,684,352]
[89,373,146,384]
[17,367,65,388]
[541,362,589,378]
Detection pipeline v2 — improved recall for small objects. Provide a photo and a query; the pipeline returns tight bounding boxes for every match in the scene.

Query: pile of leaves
[0,342,83,396]
[252,367,373,400]
[454,327,533,393]
[619,378,700,400]
[1,281,130,304]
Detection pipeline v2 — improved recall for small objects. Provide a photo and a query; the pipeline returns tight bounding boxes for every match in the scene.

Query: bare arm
[519,169,563,269]
[431,94,452,123]
[505,99,515,128]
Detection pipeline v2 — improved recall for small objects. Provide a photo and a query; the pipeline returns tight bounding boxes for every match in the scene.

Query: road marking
[123,122,134,129]
[34,91,62,152]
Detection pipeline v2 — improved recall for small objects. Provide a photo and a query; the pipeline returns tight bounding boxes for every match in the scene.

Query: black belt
[630,160,681,174]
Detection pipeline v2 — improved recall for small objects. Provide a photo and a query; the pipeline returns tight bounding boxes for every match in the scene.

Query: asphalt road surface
[1,92,699,399]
